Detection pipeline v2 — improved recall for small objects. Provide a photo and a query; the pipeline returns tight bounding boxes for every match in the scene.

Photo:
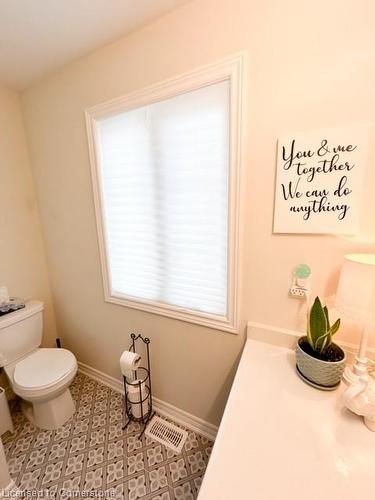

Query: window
[86,55,243,332]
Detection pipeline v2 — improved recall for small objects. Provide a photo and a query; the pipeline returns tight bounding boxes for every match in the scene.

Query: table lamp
[335,253,375,385]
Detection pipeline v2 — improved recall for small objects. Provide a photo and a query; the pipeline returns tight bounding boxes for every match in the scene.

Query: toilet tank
[0,301,44,367]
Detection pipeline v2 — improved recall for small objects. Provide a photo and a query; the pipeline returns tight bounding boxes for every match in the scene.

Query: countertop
[198,332,375,500]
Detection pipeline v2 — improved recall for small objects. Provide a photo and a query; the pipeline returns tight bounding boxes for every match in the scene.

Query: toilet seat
[13,348,77,399]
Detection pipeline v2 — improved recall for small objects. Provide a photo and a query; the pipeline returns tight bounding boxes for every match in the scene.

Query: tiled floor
[3,373,213,499]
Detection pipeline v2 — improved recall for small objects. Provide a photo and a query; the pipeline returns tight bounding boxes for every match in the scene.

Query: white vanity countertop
[198,336,375,500]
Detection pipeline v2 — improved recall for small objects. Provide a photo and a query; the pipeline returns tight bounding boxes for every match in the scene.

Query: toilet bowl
[0,301,78,430]
[5,348,77,429]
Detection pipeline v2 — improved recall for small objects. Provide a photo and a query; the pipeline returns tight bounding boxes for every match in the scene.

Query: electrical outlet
[289,286,307,298]
[290,264,312,300]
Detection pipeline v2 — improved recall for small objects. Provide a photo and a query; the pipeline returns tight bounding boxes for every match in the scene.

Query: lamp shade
[335,254,375,324]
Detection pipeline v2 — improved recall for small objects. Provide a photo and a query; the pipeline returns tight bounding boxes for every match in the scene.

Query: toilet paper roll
[131,400,150,419]
[127,380,149,419]
[120,350,141,377]
[127,380,146,403]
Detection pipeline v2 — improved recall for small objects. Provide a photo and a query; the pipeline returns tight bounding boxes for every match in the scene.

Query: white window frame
[85,53,244,333]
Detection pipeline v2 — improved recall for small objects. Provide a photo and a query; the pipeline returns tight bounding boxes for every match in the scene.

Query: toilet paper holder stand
[122,333,155,439]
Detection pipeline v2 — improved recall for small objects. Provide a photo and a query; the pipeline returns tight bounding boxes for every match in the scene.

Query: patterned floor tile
[107,439,123,461]
[149,466,168,493]
[3,373,213,499]
[127,452,144,475]
[128,473,147,500]
[65,453,84,475]
[169,458,188,483]
[174,480,195,500]
[87,446,104,467]
[150,492,170,500]
[84,465,103,490]
[187,452,206,474]
[106,459,124,483]
[146,445,164,467]
[105,481,124,500]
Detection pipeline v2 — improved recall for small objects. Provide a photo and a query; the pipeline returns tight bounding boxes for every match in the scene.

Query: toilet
[0,300,77,430]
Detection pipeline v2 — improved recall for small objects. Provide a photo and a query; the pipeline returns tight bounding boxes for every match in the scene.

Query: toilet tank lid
[0,300,44,330]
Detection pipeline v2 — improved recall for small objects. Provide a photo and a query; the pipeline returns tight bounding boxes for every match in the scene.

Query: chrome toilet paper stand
[122,333,155,439]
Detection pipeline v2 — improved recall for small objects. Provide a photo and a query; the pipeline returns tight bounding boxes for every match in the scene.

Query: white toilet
[0,300,77,430]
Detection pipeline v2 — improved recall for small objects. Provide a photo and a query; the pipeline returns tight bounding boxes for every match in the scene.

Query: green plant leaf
[323,306,330,330]
[309,297,327,349]
[306,298,341,354]
[320,335,329,354]
[306,315,313,348]
[329,318,340,336]
[315,332,330,353]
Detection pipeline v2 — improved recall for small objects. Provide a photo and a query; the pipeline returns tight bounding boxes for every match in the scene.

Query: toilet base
[22,389,75,430]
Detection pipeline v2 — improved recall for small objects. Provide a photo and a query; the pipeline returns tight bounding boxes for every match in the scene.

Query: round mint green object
[295,264,311,279]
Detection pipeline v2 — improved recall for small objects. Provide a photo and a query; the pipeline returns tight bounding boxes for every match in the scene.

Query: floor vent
[145,416,188,453]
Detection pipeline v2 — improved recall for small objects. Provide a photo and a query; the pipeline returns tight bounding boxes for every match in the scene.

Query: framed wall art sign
[273,123,369,234]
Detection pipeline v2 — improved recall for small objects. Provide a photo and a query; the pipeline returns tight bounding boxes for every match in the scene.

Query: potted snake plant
[296,296,346,389]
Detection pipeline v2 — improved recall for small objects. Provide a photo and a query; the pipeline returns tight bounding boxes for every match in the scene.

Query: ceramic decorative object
[296,296,346,389]
[343,376,375,431]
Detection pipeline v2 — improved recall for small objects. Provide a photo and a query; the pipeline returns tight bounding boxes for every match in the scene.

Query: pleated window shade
[96,80,230,317]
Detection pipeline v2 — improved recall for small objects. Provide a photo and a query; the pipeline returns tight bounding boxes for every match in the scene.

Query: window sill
[105,292,239,334]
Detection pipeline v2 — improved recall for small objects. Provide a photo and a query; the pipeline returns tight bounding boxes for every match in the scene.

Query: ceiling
[0,0,189,90]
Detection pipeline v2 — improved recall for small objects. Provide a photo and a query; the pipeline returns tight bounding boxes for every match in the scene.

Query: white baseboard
[78,362,123,393]
[78,362,218,441]
[151,397,218,441]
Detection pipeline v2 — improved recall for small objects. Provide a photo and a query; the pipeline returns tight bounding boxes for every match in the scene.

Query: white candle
[0,287,9,305]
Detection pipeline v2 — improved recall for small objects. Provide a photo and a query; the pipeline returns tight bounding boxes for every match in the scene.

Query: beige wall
[0,87,57,353]
[22,0,375,425]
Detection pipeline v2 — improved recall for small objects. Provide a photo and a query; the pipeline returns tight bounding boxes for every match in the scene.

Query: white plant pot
[296,337,346,389]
